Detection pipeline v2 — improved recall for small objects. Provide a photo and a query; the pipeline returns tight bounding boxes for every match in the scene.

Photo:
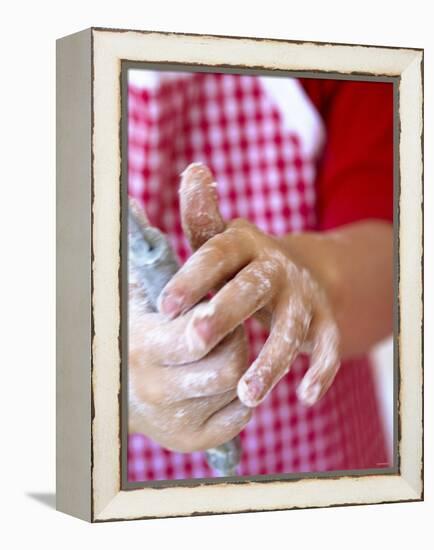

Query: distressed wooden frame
[56,27,423,522]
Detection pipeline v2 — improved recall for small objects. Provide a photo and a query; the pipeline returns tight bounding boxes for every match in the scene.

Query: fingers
[185,259,281,357]
[296,308,340,406]
[237,294,311,407]
[193,398,252,452]
[140,303,216,365]
[177,327,248,398]
[148,390,240,453]
[179,162,226,251]
[140,327,248,404]
[158,227,255,318]
[137,302,248,365]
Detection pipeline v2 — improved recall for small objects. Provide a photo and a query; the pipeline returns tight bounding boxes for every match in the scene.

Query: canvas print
[126,68,394,483]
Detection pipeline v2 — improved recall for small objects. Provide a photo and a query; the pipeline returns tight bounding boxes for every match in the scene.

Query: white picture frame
[56,27,423,522]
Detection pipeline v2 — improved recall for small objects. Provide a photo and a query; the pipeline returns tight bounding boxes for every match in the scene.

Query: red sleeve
[300,78,394,230]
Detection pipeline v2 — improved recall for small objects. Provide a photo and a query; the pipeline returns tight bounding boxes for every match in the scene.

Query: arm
[278,221,393,360]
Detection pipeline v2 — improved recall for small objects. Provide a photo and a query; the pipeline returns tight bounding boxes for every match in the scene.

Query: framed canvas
[56,27,423,522]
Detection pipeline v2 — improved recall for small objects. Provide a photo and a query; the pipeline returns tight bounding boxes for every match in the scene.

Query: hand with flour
[155,163,339,408]
[129,306,251,452]
[128,194,251,452]
[159,163,394,409]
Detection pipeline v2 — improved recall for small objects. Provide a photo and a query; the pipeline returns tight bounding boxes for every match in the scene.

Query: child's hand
[129,305,251,452]
[158,163,341,408]
[128,188,251,451]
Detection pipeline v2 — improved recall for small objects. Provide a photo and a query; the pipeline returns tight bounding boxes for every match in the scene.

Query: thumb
[179,163,226,251]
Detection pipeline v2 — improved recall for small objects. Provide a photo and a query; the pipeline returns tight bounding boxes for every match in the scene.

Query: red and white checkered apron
[127,72,389,480]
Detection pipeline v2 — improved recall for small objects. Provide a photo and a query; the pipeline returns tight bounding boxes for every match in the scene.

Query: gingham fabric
[127,72,389,480]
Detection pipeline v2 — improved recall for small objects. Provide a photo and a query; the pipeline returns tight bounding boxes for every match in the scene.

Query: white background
[1,1,432,548]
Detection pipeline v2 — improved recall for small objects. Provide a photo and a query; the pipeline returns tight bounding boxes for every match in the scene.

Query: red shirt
[301,79,393,229]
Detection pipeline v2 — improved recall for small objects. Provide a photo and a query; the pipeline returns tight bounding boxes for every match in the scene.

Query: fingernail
[158,292,184,318]
[185,302,216,353]
[191,302,216,341]
[237,376,264,408]
[297,378,321,406]
[186,319,208,354]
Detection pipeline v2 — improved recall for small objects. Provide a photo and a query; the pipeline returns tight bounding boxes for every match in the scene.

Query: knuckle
[227,219,257,243]
[277,251,295,274]
[287,293,311,324]
[229,217,252,232]
[208,219,256,258]
[139,374,168,406]
[209,231,230,261]
[199,235,227,265]
[236,405,253,427]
